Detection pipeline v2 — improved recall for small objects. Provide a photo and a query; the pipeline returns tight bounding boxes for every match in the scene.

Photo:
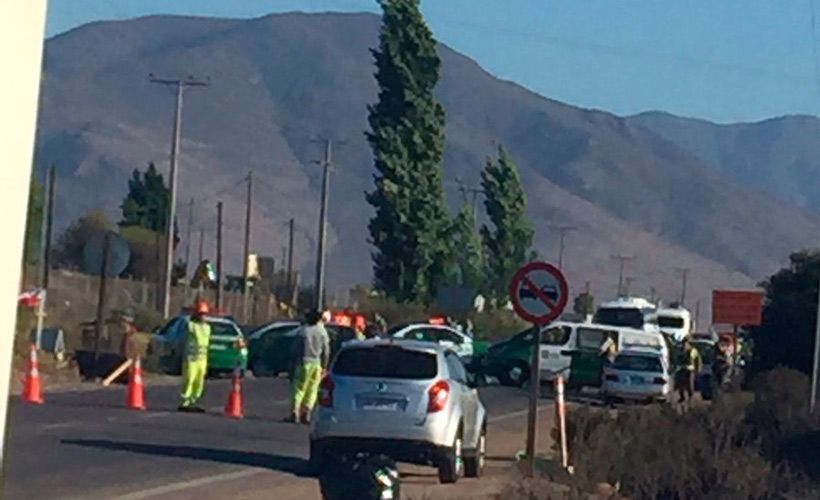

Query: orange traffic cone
[126,358,146,411]
[22,344,44,405]
[224,367,243,419]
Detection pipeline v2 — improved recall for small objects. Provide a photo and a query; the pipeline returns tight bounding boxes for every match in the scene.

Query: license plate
[630,376,644,384]
[357,397,404,412]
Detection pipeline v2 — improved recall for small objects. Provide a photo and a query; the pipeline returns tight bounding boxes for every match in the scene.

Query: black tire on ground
[309,439,325,476]
[498,362,529,388]
[464,423,486,478]
[438,427,464,484]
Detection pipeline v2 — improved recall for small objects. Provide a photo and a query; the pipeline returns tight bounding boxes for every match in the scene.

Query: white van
[593,297,661,334]
[656,304,693,343]
[537,321,668,386]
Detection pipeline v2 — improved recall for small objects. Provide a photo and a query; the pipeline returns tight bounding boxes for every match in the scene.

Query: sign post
[509,262,568,477]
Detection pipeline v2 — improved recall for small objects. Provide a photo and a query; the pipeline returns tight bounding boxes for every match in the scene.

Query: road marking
[112,469,262,500]
[488,405,548,424]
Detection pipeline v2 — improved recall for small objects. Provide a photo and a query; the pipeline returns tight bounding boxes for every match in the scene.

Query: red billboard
[712,290,764,326]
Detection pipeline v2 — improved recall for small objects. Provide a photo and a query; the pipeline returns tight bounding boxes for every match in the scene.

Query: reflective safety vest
[185,320,211,361]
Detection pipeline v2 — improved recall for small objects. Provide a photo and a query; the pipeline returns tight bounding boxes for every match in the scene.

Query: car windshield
[333,346,437,379]
[613,354,663,372]
[658,317,685,328]
[594,308,645,328]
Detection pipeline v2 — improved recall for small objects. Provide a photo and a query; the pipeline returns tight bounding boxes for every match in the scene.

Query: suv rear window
[333,346,437,379]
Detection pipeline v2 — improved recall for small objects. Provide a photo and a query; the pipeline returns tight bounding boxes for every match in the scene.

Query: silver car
[310,340,487,484]
[601,348,672,404]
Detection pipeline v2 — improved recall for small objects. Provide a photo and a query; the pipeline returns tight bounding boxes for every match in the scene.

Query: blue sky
[46,0,820,123]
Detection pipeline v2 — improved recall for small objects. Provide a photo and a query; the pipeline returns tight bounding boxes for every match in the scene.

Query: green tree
[53,211,115,270]
[22,171,45,267]
[481,145,535,301]
[120,163,170,232]
[573,291,596,317]
[366,0,451,303]
[750,251,820,377]
[448,204,484,290]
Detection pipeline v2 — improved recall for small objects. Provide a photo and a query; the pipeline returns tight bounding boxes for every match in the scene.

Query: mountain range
[34,12,820,318]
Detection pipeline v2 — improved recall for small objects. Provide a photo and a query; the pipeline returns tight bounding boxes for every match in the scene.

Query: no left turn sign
[509,261,569,325]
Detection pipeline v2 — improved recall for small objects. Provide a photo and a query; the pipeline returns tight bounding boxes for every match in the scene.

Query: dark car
[248,322,358,378]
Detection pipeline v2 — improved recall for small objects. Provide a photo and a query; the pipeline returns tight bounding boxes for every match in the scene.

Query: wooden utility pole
[216,202,223,310]
[676,267,690,306]
[550,225,576,270]
[149,74,209,319]
[611,254,636,296]
[286,218,295,300]
[94,233,112,373]
[184,198,194,279]
[242,171,253,321]
[311,139,345,311]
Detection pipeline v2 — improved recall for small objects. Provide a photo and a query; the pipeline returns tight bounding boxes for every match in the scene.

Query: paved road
[2,377,541,499]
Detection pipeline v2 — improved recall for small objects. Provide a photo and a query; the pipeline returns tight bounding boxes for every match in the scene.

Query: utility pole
[286,218,295,303]
[242,171,253,321]
[611,254,635,297]
[452,177,484,226]
[625,277,635,296]
[676,267,690,306]
[197,228,204,264]
[550,225,576,270]
[311,139,345,311]
[184,198,194,279]
[42,165,56,289]
[149,74,209,319]
[216,202,223,310]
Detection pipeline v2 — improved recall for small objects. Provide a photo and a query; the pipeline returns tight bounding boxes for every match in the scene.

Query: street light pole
[149,74,209,318]
[314,140,332,312]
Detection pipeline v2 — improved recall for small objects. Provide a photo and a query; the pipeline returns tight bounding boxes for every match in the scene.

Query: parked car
[310,340,487,484]
[247,321,357,378]
[146,314,248,376]
[386,323,480,361]
[601,349,672,404]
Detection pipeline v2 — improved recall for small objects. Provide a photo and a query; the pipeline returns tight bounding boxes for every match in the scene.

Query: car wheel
[499,362,529,388]
[464,424,486,478]
[309,439,325,476]
[251,358,270,378]
[438,428,464,484]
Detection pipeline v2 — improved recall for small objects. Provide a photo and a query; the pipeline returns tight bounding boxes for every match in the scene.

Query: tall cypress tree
[449,204,484,291]
[481,145,535,301]
[366,0,450,303]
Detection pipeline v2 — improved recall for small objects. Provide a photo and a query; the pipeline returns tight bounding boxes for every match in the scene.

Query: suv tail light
[653,376,666,385]
[427,380,450,413]
[605,374,619,382]
[319,375,335,408]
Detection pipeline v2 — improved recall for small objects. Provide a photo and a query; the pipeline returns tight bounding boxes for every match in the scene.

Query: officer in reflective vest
[179,300,212,412]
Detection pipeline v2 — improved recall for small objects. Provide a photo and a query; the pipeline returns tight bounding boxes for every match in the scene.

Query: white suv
[310,340,487,484]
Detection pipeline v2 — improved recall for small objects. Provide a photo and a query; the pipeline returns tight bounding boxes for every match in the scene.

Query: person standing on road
[677,338,702,409]
[288,310,330,424]
[179,300,212,413]
[119,309,139,360]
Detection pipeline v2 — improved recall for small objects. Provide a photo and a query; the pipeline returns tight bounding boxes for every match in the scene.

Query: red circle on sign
[508,261,569,325]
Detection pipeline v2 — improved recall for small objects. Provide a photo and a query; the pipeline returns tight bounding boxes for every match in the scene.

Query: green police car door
[567,326,618,389]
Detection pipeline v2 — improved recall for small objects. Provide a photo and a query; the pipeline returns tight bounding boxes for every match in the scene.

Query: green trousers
[293,360,323,411]
[181,357,208,407]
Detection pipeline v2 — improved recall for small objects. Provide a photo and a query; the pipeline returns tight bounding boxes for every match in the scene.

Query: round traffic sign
[508,261,569,325]
[82,231,131,278]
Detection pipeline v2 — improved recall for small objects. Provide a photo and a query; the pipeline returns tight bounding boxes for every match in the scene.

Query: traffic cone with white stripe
[22,344,44,405]
[224,365,243,419]
[126,357,146,411]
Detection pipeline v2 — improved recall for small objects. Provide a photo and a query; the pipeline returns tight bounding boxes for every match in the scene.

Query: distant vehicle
[386,323,479,361]
[472,321,668,388]
[602,349,673,404]
[247,321,356,378]
[310,340,487,484]
[147,315,248,376]
[656,304,693,343]
[594,297,660,333]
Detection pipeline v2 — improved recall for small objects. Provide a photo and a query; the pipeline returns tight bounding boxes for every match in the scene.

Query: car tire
[251,358,270,378]
[464,424,486,478]
[499,362,529,388]
[438,428,464,484]
[309,439,325,476]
